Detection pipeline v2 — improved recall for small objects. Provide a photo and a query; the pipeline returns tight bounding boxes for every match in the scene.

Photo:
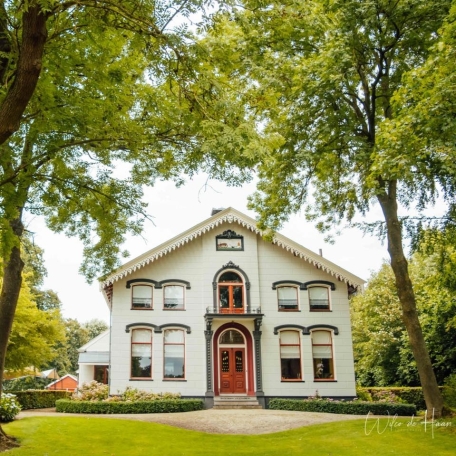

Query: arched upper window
[308,286,331,311]
[218,271,244,314]
[277,286,299,311]
[163,285,185,310]
[131,285,153,310]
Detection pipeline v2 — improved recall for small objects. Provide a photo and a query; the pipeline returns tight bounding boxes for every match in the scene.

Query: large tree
[352,249,456,387]
[204,0,456,416]
[0,1,258,444]
[2,272,65,374]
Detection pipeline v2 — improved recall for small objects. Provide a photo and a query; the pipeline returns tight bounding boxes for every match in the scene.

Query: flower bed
[55,382,203,414]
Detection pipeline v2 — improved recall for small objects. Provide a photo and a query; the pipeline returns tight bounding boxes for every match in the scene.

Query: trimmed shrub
[0,393,22,422]
[13,390,72,410]
[56,399,203,414]
[268,398,416,416]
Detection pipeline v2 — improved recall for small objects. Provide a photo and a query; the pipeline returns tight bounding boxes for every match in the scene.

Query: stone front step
[213,396,262,409]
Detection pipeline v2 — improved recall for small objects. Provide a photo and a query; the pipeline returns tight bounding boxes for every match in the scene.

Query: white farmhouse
[79,207,364,408]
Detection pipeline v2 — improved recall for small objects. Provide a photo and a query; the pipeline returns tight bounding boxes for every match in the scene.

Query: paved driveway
[18,408,363,434]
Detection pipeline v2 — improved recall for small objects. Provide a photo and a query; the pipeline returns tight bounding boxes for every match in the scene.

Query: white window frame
[311,329,336,381]
[277,285,300,311]
[163,284,185,310]
[130,328,153,379]
[308,285,331,311]
[163,328,186,380]
[279,330,303,381]
[131,284,153,310]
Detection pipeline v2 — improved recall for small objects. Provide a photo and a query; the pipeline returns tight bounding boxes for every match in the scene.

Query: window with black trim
[279,330,302,381]
[163,285,185,310]
[131,328,152,378]
[163,329,185,379]
[131,284,153,309]
[309,286,330,311]
[312,330,334,380]
[277,286,299,311]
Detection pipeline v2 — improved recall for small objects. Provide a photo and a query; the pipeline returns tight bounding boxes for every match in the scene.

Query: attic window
[216,230,244,251]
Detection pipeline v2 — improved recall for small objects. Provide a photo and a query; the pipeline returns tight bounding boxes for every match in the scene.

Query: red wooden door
[220,348,246,393]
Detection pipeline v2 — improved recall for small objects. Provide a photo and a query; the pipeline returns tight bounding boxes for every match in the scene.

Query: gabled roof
[78,330,109,352]
[45,374,77,389]
[100,207,364,294]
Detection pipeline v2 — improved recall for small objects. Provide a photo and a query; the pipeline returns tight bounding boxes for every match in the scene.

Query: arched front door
[219,329,246,394]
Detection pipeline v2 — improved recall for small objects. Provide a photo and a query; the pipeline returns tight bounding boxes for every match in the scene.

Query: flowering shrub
[370,389,404,403]
[0,393,22,422]
[120,388,181,402]
[72,381,109,401]
[71,383,181,403]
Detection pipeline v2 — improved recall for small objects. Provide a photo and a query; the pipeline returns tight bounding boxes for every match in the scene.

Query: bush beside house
[268,398,416,416]
[56,399,203,414]
[55,382,203,414]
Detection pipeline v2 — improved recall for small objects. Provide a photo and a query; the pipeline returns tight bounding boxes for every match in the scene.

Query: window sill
[129,378,153,381]
[278,309,301,312]
[131,308,154,311]
[281,380,304,382]
[163,379,187,382]
[309,309,332,312]
[313,379,337,382]
[163,308,186,311]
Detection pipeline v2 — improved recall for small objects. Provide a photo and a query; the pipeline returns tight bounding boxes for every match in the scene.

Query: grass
[2,415,455,455]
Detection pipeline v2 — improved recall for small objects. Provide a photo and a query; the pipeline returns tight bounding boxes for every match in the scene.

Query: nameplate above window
[216,230,244,251]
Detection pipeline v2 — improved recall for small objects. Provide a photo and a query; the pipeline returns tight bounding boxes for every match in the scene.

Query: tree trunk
[0,216,25,443]
[378,180,444,418]
[0,3,47,147]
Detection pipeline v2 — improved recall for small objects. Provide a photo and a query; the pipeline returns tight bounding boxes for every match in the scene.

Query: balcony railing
[206,306,262,314]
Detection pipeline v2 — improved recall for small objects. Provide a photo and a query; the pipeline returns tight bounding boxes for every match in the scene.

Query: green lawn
[2,415,455,455]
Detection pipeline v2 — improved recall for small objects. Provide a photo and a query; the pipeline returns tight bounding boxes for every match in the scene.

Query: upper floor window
[163,285,185,310]
[277,286,299,311]
[312,330,334,380]
[309,286,330,311]
[132,285,153,310]
[163,329,185,379]
[218,271,244,314]
[131,328,152,378]
[279,330,302,381]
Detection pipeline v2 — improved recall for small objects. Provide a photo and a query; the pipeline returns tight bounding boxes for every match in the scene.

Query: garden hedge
[357,387,445,411]
[268,398,416,416]
[12,390,72,410]
[56,399,204,414]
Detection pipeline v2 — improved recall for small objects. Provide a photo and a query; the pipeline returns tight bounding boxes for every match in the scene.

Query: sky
[25,173,390,324]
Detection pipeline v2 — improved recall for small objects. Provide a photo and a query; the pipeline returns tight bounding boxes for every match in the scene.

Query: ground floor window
[164,329,185,379]
[131,328,152,378]
[312,330,334,380]
[94,365,108,384]
[280,330,302,380]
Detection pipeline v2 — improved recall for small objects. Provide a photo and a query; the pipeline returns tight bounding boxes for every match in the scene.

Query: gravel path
[18,408,363,434]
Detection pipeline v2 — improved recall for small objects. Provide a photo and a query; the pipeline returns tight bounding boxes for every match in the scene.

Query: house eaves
[100,207,365,304]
